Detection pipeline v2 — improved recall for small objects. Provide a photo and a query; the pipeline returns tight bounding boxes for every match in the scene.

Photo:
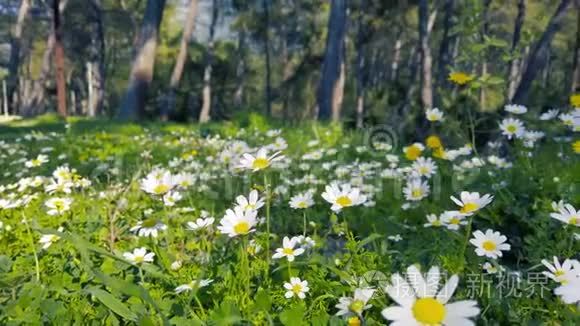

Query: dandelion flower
[448,72,474,85]
[470,229,510,259]
[426,135,443,149]
[403,143,425,161]
[570,94,580,107]
[283,277,309,299]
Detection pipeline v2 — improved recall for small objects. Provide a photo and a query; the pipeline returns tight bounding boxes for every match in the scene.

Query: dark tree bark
[512,0,571,104]
[436,0,454,94]
[162,0,198,120]
[198,0,218,123]
[7,0,30,114]
[571,0,580,93]
[355,0,367,129]
[117,0,166,120]
[263,0,273,116]
[419,0,434,109]
[507,0,526,102]
[317,0,348,121]
[88,0,106,117]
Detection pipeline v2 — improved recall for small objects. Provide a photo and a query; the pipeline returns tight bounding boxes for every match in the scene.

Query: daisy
[175,279,214,294]
[123,247,155,264]
[238,147,284,171]
[504,104,527,114]
[45,197,72,216]
[186,217,215,231]
[559,112,575,126]
[39,227,64,249]
[382,265,480,325]
[321,183,367,212]
[140,169,175,195]
[25,154,49,168]
[541,256,579,284]
[470,229,511,259]
[441,211,468,230]
[424,214,445,228]
[450,191,493,215]
[130,219,167,238]
[554,274,580,304]
[163,191,182,207]
[499,118,525,139]
[482,262,504,274]
[412,157,437,178]
[217,206,258,237]
[425,108,444,122]
[550,204,579,226]
[539,109,559,120]
[235,189,264,211]
[272,236,305,262]
[335,288,375,316]
[403,143,425,161]
[283,277,309,299]
[289,191,315,209]
[403,178,430,201]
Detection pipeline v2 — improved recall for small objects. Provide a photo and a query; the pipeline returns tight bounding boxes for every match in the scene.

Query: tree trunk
[419,0,434,109]
[234,27,246,108]
[162,0,198,120]
[117,0,166,120]
[507,0,526,102]
[390,37,402,82]
[571,0,580,93]
[7,0,30,115]
[317,0,347,120]
[355,4,366,129]
[263,0,273,116]
[436,0,455,93]
[86,0,106,117]
[479,0,491,111]
[512,0,571,104]
[198,0,218,123]
[53,0,67,117]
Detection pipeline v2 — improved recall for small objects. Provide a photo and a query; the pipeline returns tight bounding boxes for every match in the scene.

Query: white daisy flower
[217,206,258,237]
[163,191,182,207]
[45,197,72,216]
[186,217,215,231]
[283,277,309,299]
[272,236,305,262]
[321,183,367,212]
[412,157,437,178]
[175,279,214,294]
[130,219,167,238]
[539,109,559,120]
[235,189,264,211]
[550,204,579,226]
[381,265,480,325]
[499,118,525,139]
[469,229,511,259]
[541,256,579,284]
[25,154,49,168]
[504,104,527,114]
[425,108,444,122]
[123,247,155,264]
[554,273,580,304]
[140,169,175,195]
[441,211,468,231]
[335,288,375,316]
[289,191,315,209]
[39,227,64,249]
[482,262,504,274]
[238,147,284,171]
[424,214,445,228]
[450,191,493,215]
[403,178,430,201]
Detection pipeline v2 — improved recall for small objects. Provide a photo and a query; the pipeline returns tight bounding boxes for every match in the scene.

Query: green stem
[193,293,207,319]
[264,173,271,277]
[302,211,307,236]
[460,216,474,271]
[22,215,40,282]
[138,266,145,284]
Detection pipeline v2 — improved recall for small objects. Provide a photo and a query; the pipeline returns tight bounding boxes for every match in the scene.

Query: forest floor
[0,113,578,325]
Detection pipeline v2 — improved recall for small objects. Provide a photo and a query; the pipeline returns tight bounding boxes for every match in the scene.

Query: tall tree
[436,0,455,95]
[87,0,106,117]
[479,0,491,110]
[507,0,526,102]
[355,0,367,128]
[317,0,347,121]
[162,0,198,120]
[571,0,580,93]
[7,0,30,114]
[198,0,218,123]
[512,0,571,104]
[53,0,67,117]
[263,0,272,116]
[117,0,166,120]
[418,0,434,109]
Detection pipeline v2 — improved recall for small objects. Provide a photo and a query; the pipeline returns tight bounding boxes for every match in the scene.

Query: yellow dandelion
[426,135,443,149]
[573,140,580,154]
[433,147,447,159]
[404,143,424,161]
[570,94,580,107]
[448,72,474,85]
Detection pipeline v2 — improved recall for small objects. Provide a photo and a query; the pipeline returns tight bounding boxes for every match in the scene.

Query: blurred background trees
[0,0,578,127]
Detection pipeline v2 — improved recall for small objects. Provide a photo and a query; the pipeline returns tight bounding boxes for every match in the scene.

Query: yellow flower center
[291,284,302,294]
[428,113,439,121]
[153,184,170,195]
[432,220,442,226]
[336,196,352,207]
[347,316,361,326]
[482,240,497,251]
[460,202,479,214]
[555,270,565,277]
[411,189,423,198]
[507,125,517,133]
[142,218,158,228]
[450,218,460,225]
[252,158,270,170]
[419,166,430,175]
[405,146,422,160]
[349,299,365,314]
[412,297,446,324]
[54,201,65,211]
[282,248,294,255]
[31,159,41,166]
[569,217,578,225]
[297,201,308,208]
[134,256,144,263]
[233,222,250,235]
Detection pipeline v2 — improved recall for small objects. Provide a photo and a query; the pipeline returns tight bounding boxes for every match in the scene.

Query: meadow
[0,109,579,325]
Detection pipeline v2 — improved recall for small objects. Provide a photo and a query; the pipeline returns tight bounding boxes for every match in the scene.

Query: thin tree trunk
[263,0,272,116]
[117,0,166,120]
[391,37,402,82]
[234,26,246,108]
[162,0,198,120]
[479,0,491,111]
[86,0,105,117]
[571,0,580,93]
[436,0,454,93]
[7,0,30,114]
[507,0,526,102]
[53,0,67,117]
[355,3,367,129]
[198,0,218,123]
[512,0,571,104]
[317,0,348,120]
[419,0,434,109]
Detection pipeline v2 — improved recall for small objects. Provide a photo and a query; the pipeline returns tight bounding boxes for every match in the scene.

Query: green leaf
[87,288,138,321]
[279,304,306,326]
[357,233,383,249]
[254,288,272,312]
